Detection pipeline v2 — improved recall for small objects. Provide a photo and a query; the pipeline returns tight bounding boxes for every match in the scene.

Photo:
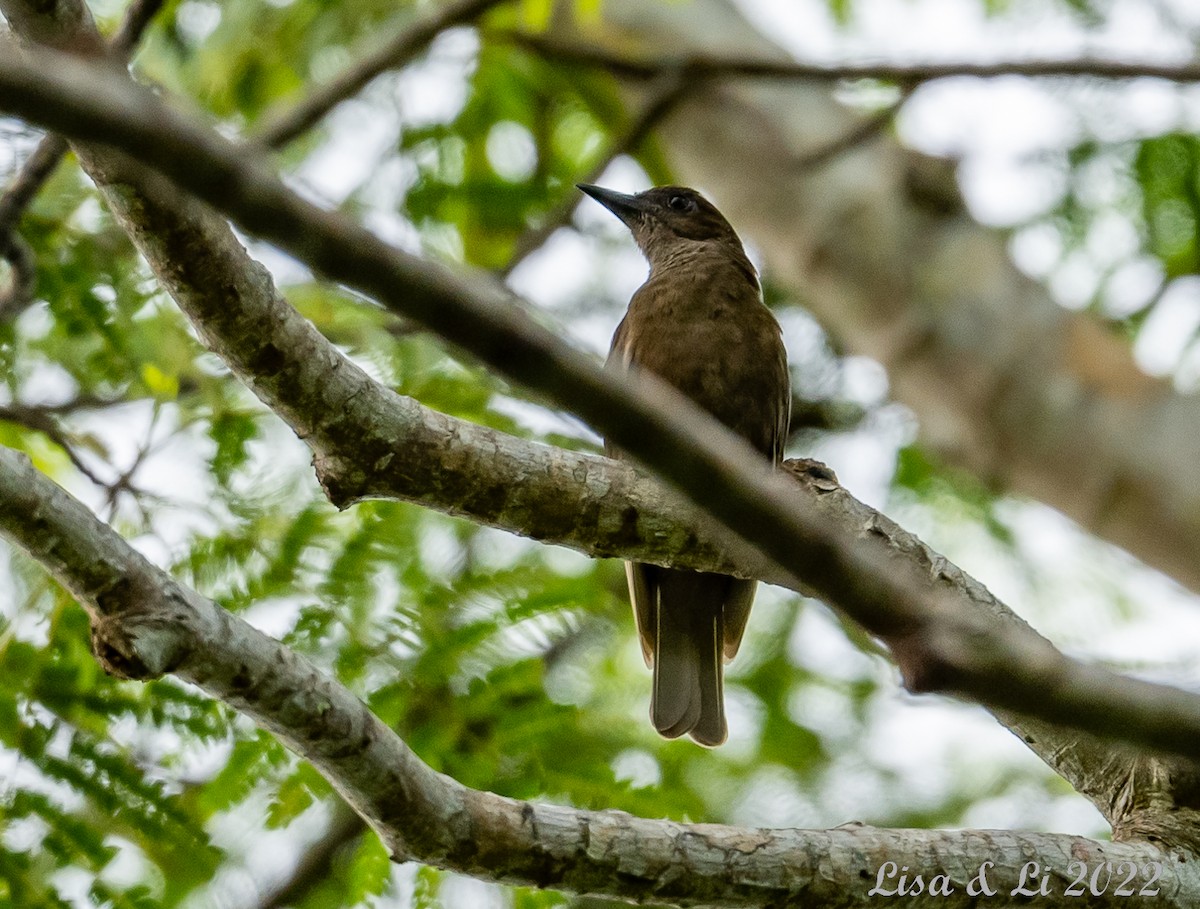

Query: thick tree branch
[0,444,1196,908]
[251,0,510,148]
[575,0,1200,595]
[3,39,1200,776]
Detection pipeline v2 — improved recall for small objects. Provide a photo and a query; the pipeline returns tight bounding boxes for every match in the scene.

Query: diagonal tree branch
[3,40,1200,791]
[251,0,510,148]
[568,0,1200,596]
[0,444,1196,908]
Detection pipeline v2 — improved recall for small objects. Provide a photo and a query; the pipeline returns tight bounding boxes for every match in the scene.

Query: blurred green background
[4,0,1200,906]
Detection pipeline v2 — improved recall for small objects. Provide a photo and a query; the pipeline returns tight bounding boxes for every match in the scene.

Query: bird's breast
[611,266,788,458]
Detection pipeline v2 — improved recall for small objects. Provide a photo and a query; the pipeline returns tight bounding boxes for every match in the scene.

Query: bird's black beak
[578,183,647,226]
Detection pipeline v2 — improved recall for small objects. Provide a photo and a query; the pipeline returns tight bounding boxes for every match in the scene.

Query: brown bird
[579,183,791,746]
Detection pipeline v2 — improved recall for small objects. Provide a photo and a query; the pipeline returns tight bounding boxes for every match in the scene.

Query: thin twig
[253,0,510,149]
[0,404,109,488]
[257,806,365,909]
[500,69,692,277]
[0,233,36,321]
[5,393,123,415]
[0,0,165,319]
[0,134,68,240]
[506,31,1200,85]
[101,406,163,520]
[793,89,911,172]
[0,396,159,508]
[110,0,167,56]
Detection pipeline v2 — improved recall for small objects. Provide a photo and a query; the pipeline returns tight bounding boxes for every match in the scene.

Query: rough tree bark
[5,37,1200,763]
[568,0,1200,593]
[1,427,1197,907]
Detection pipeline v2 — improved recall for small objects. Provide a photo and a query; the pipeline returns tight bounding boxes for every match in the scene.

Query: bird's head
[578,184,749,269]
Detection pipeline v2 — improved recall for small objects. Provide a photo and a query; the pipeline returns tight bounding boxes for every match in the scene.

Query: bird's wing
[720,577,757,661]
[724,328,789,661]
[603,313,635,463]
[606,311,635,370]
[772,326,792,464]
[625,562,656,667]
[608,314,655,664]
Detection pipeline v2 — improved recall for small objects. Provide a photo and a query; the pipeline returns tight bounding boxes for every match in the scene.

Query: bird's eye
[667,195,694,212]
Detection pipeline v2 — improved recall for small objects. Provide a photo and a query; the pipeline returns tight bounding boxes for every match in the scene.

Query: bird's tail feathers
[649,571,727,747]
